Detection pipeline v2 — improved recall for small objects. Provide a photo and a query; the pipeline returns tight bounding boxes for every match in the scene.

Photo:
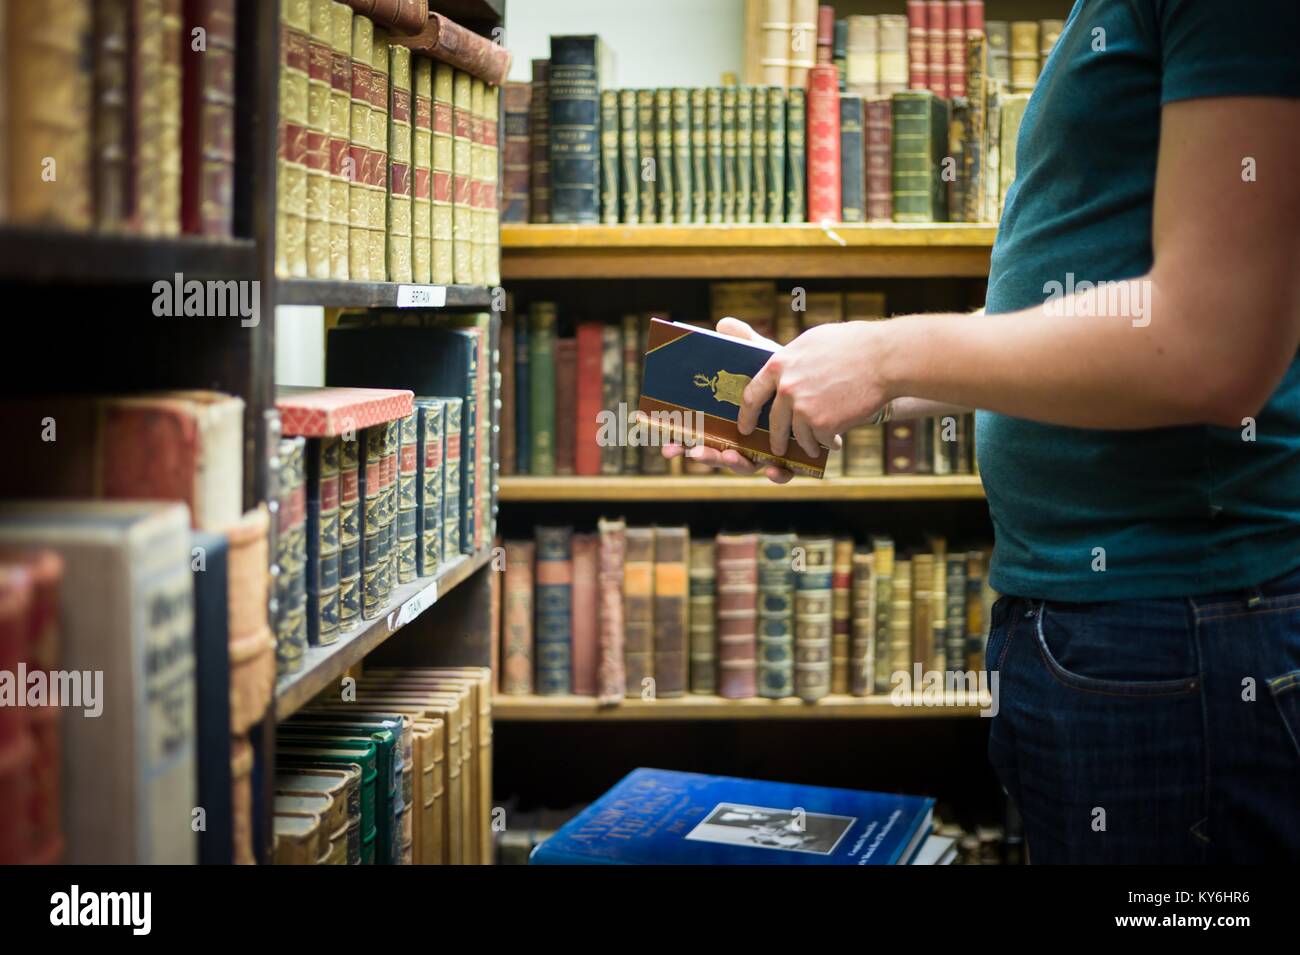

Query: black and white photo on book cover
[684,803,854,855]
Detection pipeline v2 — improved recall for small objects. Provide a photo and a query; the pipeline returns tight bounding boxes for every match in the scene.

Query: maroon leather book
[500,302,517,476]
[865,96,893,222]
[946,0,966,97]
[502,82,531,223]
[653,527,690,698]
[885,420,919,474]
[180,0,235,236]
[529,60,550,223]
[554,338,578,476]
[345,0,427,36]
[94,0,133,232]
[501,540,534,694]
[570,533,599,696]
[596,518,627,703]
[906,0,928,91]
[716,533,758,700]
[574,322,604,477]
[391,12,513,87]
[927,0,948,98]
[816,5,835,65]
[806,64,841,223]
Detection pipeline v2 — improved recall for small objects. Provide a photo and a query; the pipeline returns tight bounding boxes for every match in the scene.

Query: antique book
[187,530,230,865]
[390,10,512,85]
[160,0,185,232]
[794,536,833,702]
[704,87,723,223]
[735,86,753,224]
[945,0,966,97]
[672,88,693,223]
[906,0,927,90]
[845,15,878,96]
[816,4,835,66]
[947,97,969,222]
[871,536,894,694]
[450,69,473,282]
[877,13,909,95]
[839,94,865,222]
[831,538,854,695]
[502,540,534,694]
[710,280,776,340]
[0,503,196,864]
[720,86,737,222]
[761,0,791,88]
[305,0,334,278]
[716,532,759,699]
[891,89,949,222]
[600,89,620,223]
[369,30,391,281]
[554,337,577,476]
[885,420,917,474]
[514,307,531,474]
[850,547,875,696]
[945,553,967,675]
[638,318,830,477]
[502,82,532,223]
[784,87,806,222]
[788,0,817,88]
[651,526,689,698]
[688,539,717,695]
[636,89,657,221]
[654,88,676,223]
[550,36,607,223]
[750,86,767,223]
[225,506,274,737]
[845,424,884,475]
[396,411,419,583]
[764,87,785,223]
[889,557,913,683]
[529,302,557,475]
[274,811,325,865]
[638,312,670,476]
[925,538,947,671]
[622,526,655,698]
[305,437,342,645]
[926,0,947,97]
[275,793,344,864]
[93,0,132,232]
[500,305,517,476]
[347,13,373,280]
[343,0,427,37]
[529,59,550,222]
[468,77,486,284]
[599,324,624,475]
[689,87,707,223]
[618,88,640,224]
[999,93,1031,201]
[279,0,310,273]
[833,17,848,87]
[276,768,358,865]
[415,398,444,576]
[757,533,795,699]
[984,21,1010,88]
[327,1,354,278]
[575,322,605,476]
[965,550,987,671]
[962,34,988,223]
[596,518,627,702]
[534,527,573,696]
[180,0,236,236]
[484,80,503,285]
[571,533,600,696]
[276,739,379,864]
[620,314,642,472]
[1009,21,1040,93]
[386,43,414,282]
[430,61,454,280]
[411,56,433,281]
[984,82,1003,220]
[275,437,309,669]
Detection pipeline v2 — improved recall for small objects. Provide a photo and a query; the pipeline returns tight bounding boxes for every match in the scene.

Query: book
[716,532,759,699]
[596,518,627,702]
[500,304,517,475]
[945,0,966,97]
[571,533,599,696]
[688,539,717,694]
[926,0,947,98]
[331,1,357,279]
[636,89,657,222]
[985,20,1010,88]
[878,13,908,95]
[999,93,1031,202]
[531,768,934,865]
[906,0,927,91]
[618,88,640,224]
[390,10,512,86]
[845,15,877,96]
[757,533,795,698]
[535,527,573,695]
[92,0,131,232]
[501,540,534,694]
[945,552,967,675]
[871,536,894,694]
[710,280,776,340]
[761,0,791,88]
[344,0,428,38]
[549,36,606,224]
[575,322,605,476]
[305,0,334,278]
[347,14,373,281]
[735,86,753,224]
[947,96,969,222]
[528,59,550,222]
[600,89,620,223]
[850,547,875,695]
[962,34,987,223]
[638,318,830,478]
[889,558,913,679]
[838,94,865,222]
[1009,20,1039,93]
[691,88,708,223]
[652,526,689,698]
[599,324,624,475]
[784,87,806,222]
[515,310,531,474]
[502,82,532,223]
[415,398,444,576]
[451,69,472,282]
[368,29,390,281]
[431,61,454,280]
[305,437,342,644]
[620,314,642,472]
[891,89,948,222]
[622,527,655,698]
[654,87,676,223]
[181,0,236,237]
[396,412,419,583]
[765,87,785,222]
[831,538,853,694]
[721,86,737,222]
[529,302,557,475]
[794,536,833,701]
[554,337,577,476]
[788,0,817,88]
[386,43,413,282]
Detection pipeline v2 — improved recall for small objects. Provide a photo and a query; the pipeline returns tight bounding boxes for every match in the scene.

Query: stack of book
[500,523,994,704]
[274,665,493,864]
[499,288,976,479]
[275,0,509,284]
[0,0,239,237]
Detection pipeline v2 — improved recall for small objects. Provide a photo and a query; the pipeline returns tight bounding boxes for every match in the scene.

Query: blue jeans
[986,566,1300,863]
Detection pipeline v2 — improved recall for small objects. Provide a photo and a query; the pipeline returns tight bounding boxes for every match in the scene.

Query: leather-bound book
[985,20,1010,87]
[845,424,884,475]
[468,77,486,284]
[710,281,776,341]
[329,1,354,277]
[688,539,717,694]
[888,557,912,687]
[616,88,639,223]
[652,526,689,698]
[815,4,834,66]
[0,503,196,865]
[962,34,987,222]
[653,88,676,223]
[305,437,342,644]
[757,533,795,699]
[502,540,534,694]
[716,532,759,699]
[983,82,1002,222]
[600,89,619,223]
[274,810,326,865]
[905,0,927,90]
[575,322,604,476]
[529,60,550,222]
[999,92,1030,204]
[277,768,358,864]
[338,433,361,629]
[747,87,766,223]
[527,302,558,475]
[765,87,785,222]
[794,536,833,702]
[159,0,185,232]
[891,89,948,222]
[885,419,917,473]
[761,0,791,88]
[945,553,967,675]
[947,97,968,222]
[839,94,865,222]
[387,43,413,282]
[500,305,517,476]
[224,506,274,739]
[503,82,532,223]
[845,15,878,96]
[571,533,600,696]
[877,14,908,95]
[620,314,641,472]
[347,13,373,280]
[276,794,344,863]
[638,312,671,476]
[805,64,840,223]
[965,550,987,671]
[431,62,454,280]
[788,0,816,87]
[850,547,875,696]
[596,518,627,702]
[925,1,947,97]
[784,86,805,222]
[927,538,948,672]
[945,0,965,97]
[705,87,724,223]
[391,11,512,85]
[1009,21,1039,93]
[344,0,427,37]
[412,56,433,281]
[622,527,655,698]
[871,536,894,693]
[634,89,655,221]
[370,28,392,280]
[279,0,310,273]
[600,324,624,475]
[735,86,752,224]
[672,88,693,224]
[554,337,577,476]
[305,0,334,277]
[690,88,707,223]
[833,17,848,87]
[720,86,737,222]
[534,526,573,696]
[275,437,309,671]
[415,398,445,575]
[515,310,531,474]
[549,36,606,223]
[396,411,419,583]
[910,552,933,672]
[95,0,133,232]
[451,69,473,282]
[831,538,853,694]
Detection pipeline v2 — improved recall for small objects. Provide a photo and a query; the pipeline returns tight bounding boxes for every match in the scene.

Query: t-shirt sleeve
[1157,0,1300,104]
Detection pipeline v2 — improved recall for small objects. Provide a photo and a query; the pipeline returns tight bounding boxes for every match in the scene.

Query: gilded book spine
[396,412,418,584]
[911,552,934,671]
[600,89,619,224]
[871,536,894,694]
[806,64,840,223]
[528,303,557,475]
[432,62,454,281]
[757,533,795,699]
[468,77,486,284]
[618,89,639,224]
[347,14,373,281]
[534,527,572,695]
[415,398,444,576]
[528,59,550,222]
[831,539,853,694]
[411,57,433,282]
[281,0,311,274]
[276,437,309,670]
[784,87,806,222]
[95,0,131,231]
[652,527,690,698]
[502,81,531,224]
[794,537,833,702]
[945,553,967,675]
[483,84,501,287]
[735,86,753,224]
[328,2,354,278]
[766,87,786,222]
[690,88,707,223]
[839,94,865,222]
[597,519,627,702]
[306,0,334,278]
[441,399,463,559]
[636,90,657,222]
[451,69,473,282]
[751,87,767,223]
[850,548,875,695]
[600,325,624,475]
[705,88,724,224]
[965,550,987,671]
[338,435,361,631]
[721,86,737,222]
[306,437,342,646]
[622,527,655,698]
[716,533,758,699]
[688,539,717,695]
[387,43,413,282]
[158,0,183,234]
[654,88,675,223]
[549,36,603,223]
[888,558,912,685]
[672,88,693,224]
[369,29,390,281]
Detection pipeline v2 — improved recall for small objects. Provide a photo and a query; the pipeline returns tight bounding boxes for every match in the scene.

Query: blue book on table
[529,768,934,865]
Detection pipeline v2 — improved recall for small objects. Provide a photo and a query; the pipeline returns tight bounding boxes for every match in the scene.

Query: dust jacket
[637,319,830,477]
[530,768,934,865]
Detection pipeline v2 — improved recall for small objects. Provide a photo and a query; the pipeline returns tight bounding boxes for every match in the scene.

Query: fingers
[831,433,843,451]
[740,356,780,436]
[661,443,684,460]
[715,316,756,339]
[767,390,793,457]
[792,414,820,459]
[719,449,759,474]
[764,466,794,484]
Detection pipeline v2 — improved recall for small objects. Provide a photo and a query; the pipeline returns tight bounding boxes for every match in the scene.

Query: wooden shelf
[493,693,993,721]
[0,227,257,284]
[275,279,494,309]
[501,223,997,279]
[500,474,986,502]
[274,546,492,719]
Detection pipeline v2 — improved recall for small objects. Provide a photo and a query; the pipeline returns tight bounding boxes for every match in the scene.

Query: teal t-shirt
[976,0,1300,600]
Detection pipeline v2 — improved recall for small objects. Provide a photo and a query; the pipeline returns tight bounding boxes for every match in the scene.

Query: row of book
[276,1,510,285]
[499,524,994,703]
[499,289,976,478]
[0,0,237,237]
[274,666,492,864]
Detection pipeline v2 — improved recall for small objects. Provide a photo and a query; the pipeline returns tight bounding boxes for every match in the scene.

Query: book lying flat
[530,768,933,865]
[638,319,830,477]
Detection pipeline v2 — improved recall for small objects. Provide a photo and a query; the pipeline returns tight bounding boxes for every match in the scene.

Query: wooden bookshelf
[493,693,993,721]
[0,228,258,283]
[275,546,494,720]
[276,280,495,309]
[501,223,997,279]
[500,474,985,502]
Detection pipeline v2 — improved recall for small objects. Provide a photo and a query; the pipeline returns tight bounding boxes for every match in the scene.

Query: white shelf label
[391,581,438,629]
[395,284,447,308]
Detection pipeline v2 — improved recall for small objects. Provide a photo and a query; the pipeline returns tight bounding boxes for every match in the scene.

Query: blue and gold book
[530,768,934,865]
[636,318,829,477]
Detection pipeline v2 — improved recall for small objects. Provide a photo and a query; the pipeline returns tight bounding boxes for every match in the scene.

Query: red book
[575,322,604,476]
[946,0,966,97]
[964,0,985,36]
[716,533,758,700]
[181,0,236,236]
[571,533,599,696]
[906,0,928,91]
[865,96,893,222]
[806,64,841,223]
[816,5,835,64]
[927,1,948,98]
[554,338,578,476]
[276,385,415,436]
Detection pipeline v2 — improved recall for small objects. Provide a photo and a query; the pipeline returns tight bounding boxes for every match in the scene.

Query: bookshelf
[501,474,986,502]
[493,694,992,721]
[0,228,259,284]
[276,280,497,309]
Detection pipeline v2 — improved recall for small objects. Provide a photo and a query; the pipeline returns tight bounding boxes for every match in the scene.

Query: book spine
[871,537,894,694]
[96,0,132,232]
[534,527,573,695]
[672,88,693,224]
[1010,21,1040,94]
[906,0,927,91]
[306,437,342,646]
[911,553,934,671]
[963,35,986,222]
[931,543,950,672]
[469,326,489,550]
[368,30,390,282]
[549,36,602,223]
[397,412,419,583]
[864,95,892,221]
[599,325,624,475]
[451,70,473,282]
[888,558,912,684]
[528,59,550,222]
[892,90,932,222]
[347,17,373,281]
[885,419,917,473]
[735,86,753,224]
[750,87,767,223]
[761,0,792,88]
[575,323,604,476]
[705,88,724,223]
[571,534,599,696]
[410,56,432,283]
[596,519,627,702]
[622,527,655,698]
[766,87,786,222]
[794,537,833,702]
[946,0,966,97]
[850,548,875,695]
[839,94,865,222]
[470,79,488,285]
[383,420,399,600]
[788,0,816,87]
[599,89,620,224]
[620,314,642,472]
[653,88,675,224]
[690,88,707,223]
[652,527,690,698]
[277,437,309,669]
[486,84,502,287]
[337,435,361,631]
[416,400,444,576]
[833,17,848,88]
[637,311,670,476]
[985,20,1010,88]
[806,64,840,222]
[688,539,717,695]
[305,0,333,277]
[514,316,530,474]
[947,97,968,222]
[784,87,806,222]
[945,553,967,675]
[618,89,639,224]
[845,423,884,474]
[845,14,878,97]
[757,533,795,699]
[965,550,987,671]
[441,400,463,559]
[720,87,737,222]
[281,0,311,273]
[180,0,236,237]
[926,0,947,97]
[500,304,517,476]
[528,303,557,475]
[716,533,759,700]
[553,338,577,476]
[326,3,352,274]
[636,90,657,222]
[387,43,413,282]
[392,11,512,86]
[832,539,853,694]
[984,83,1002,222]
[502,82,532,223]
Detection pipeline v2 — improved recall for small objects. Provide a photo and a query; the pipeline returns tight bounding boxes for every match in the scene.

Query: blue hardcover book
[530,768,934,865]
[192,530,232,865]
[534,525,573,695]
[839,95,866,223]
[549,35,607,223]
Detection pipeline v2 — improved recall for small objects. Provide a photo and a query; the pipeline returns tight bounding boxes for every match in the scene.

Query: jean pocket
[984,596,1013,672]
[1267,670,1300,760]
[1035,600,1201,697]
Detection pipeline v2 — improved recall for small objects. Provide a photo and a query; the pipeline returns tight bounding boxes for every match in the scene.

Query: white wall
[505,0,745,87]
[275,306,325,386]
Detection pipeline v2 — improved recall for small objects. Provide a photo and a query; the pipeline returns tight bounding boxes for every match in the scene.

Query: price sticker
[395,285,447,308]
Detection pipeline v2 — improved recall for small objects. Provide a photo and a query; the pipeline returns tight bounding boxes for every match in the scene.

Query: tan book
[844,424,884,475]
[623,527,656,698]
[831,538,853,695]
[927,535,948,672]
[306,0,335,278]
[801,290,843,330]
[1039,19,1065,61]
[369,28,391,280]
[689,539,718,695]
[653,526,690,698]
[468,77,486,284]
[910,553,933,674]
[743,0,765,85]
[1009,21,1040,93]
[794,536,834,701]
[761,0,792,88]
[999,93,1031,201]
[451,69,473,283]
[889,557,912,683]
[281,0,310,274]
[348,13,373,280]
[274,810,326,865]
[432,62,455,283]
[846,15,879,96]
[872,536,895,694]
[483,83,501,287]
[850,548,875,695]
[159,0,183,234]
[386,42,414,281]
[788,0,817,87]
[411,56,433,283]
[710,280,776,340]
[501,539,534,694]
[877,14,909,95]
[328,1,355,279]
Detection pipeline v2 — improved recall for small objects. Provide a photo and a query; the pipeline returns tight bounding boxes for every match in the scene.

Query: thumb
[715,316,757,340]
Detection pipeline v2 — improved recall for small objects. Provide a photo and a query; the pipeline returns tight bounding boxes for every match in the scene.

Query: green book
[689,88,707,223]
[654,88,675,223]
[636,89,656,222]
[785,87,806,223]
[735,86,753,224]
[620,313,641,472]
[891,89,950,223]
[277,743,379,865]
[766,87,786,223]
[752,87,767,223]
[721,86,737,222]
[671,88,692,223]
[529,302,557,475]
[758,533,796,699]
[619,88,639,224]
[600,89,619,224]
[705,87,723,224]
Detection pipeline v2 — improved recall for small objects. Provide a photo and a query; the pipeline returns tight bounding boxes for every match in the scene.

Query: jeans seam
[1192,595,1300,620]
[1191,599,1211,856]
